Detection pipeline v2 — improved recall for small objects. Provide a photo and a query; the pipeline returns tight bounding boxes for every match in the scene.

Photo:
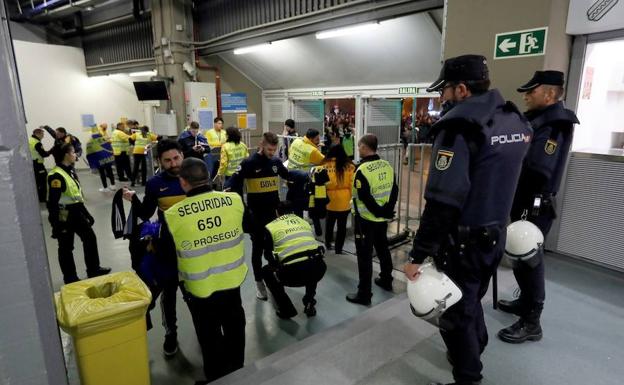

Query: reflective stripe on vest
[111,130,129,155]
[352,159,393,222]
[223,142,248,176]
[245,176,279,193]
[287,138,315,171]
[164,191,248,298]
[49,166,84,205]
[266,214,319,265]
[29,137,43,163]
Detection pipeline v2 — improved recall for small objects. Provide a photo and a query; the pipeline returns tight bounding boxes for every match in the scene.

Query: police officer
[164,158,247,385]
[29,127,51,202]
[404,55,531,385]
[111,122,132,181]
[287,128,325,171]
[497,71,579,344]
[123,139,186,357]
[226,132,290,300]
[346,133,398,306]
[262,201,327,319]
[47,143,111,284]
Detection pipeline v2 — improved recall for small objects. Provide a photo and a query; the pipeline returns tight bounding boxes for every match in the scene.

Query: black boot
[346,292,371,306]
[374,277,393,292]
[497,318,542,344]
[87,267,112,278]
[497,298,522,316]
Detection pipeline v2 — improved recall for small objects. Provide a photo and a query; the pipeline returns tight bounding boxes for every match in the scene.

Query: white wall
[13,40,148,168]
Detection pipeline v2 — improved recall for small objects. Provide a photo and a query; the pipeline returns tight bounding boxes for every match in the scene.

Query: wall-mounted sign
[199,96,209,108]
[222,93,247,113]
[494,27,548,59]
[567,0,624,35]
[81,114,95,128]
[311,91,324,96]
[398,87,417,94]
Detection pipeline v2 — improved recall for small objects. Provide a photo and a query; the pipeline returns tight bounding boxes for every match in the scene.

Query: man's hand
[122,187,136,202]
[51,226,66,239]
[404,262,422,281]
[193,144,204,153]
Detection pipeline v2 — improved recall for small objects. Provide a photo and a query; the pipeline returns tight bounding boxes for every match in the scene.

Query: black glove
[51,226,67,239]
[382,203,395,219]
[82,209,95,226]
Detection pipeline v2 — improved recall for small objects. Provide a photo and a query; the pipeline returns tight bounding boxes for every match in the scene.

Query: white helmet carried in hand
[505,220,544,268]
[407,262,462,328]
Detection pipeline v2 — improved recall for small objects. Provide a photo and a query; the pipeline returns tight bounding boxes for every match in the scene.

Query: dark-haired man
[123,139,186,357]
[404,55,532,385]
[287,128,324,171]
[112,122,132,181]
[47,143,110,284]
[29,127,51,202]
[165,157,247,384]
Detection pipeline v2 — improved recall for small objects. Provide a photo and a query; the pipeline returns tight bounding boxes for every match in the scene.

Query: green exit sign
[311,91,324,96]
[494,27,548,59]
[398,87,417,94]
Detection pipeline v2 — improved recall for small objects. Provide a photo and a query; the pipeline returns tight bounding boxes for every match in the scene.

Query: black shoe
[163,334,179,357]
[63,276,80,285]
[497,319,542,344]
[346,292,371,306]
[497,299,522,316]
[119,178,129,182]
[304,303,317,317]
[194,381,208,385]
[87,267,112,278]
[276,308,297,319]
[130,182,136,187]
[325,243,334,250]
[429,382,480,385]
[335,249,344,255]
[446,351,454,366]
[374,277,393,292]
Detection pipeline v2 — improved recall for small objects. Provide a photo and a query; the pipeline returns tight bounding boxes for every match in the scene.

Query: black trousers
[249,209,277,281]
[146,278,179,337]
[354,216,393,296]
[57,221,102,283]
[131,154,147,185]
[325,210,349,252]
[114,152,131,181]
[183,287,245,382]
[262,258,327,314]
[33,161,47,202]
[98,164,115,188]
[439,238,503,384]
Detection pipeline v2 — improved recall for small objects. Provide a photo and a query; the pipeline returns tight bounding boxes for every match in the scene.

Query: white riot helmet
[505,220,544,268]
[407,262,462,328]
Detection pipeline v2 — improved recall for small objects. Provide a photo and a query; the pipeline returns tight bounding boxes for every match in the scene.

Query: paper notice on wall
[582,66,594,100]
[246,113,257,130]
[199,109,214,130]
[81,114,95,130]
[237,113,247,129]
[223,93,248,113]
[200,96,209,108]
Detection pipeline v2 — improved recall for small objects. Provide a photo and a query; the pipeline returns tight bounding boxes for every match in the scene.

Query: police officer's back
[404,55,531,385]
[497,71,579,344]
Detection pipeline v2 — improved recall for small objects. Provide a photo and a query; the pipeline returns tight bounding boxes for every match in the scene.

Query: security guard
[217,126,248,181]
[29,127,51,202]
[44,126,83,158]
[205,117,227,177]
[346,134,398,306]
[164,157,247,384]
[129,125,159,186]
[262,202,327,318]
[123,139,186,357]
[226,132,290,300]
[404,55,532,385]
[111,122,132,181]
[287,128,325,171]
[47,143,111,284]
[497,71,579,344]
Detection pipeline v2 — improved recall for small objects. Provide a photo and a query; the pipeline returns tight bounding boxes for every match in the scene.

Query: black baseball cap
[427,54,489,93]
[517,70,564,92]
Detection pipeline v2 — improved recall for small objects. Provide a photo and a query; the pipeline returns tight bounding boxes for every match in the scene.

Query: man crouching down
[262,201,327,319]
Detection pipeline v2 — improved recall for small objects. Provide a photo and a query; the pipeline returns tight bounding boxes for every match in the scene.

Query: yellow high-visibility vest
[265,214,319,265]
[352,159,393,222]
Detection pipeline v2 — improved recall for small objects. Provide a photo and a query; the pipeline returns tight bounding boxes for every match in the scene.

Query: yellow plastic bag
[55,271,152,338]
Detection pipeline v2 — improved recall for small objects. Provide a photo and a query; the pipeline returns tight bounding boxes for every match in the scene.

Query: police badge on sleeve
[544,139,557,155]
[272,165,278,173]
[435,150,454,171]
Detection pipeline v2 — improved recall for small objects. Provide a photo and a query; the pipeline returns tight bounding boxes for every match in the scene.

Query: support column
[0,2,68,384]
[443,0,572,106]
[151,0,195,133]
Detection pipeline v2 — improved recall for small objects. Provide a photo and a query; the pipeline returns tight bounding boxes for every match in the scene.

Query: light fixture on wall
[233,43,272,55]
[315,22,379,40]
[129,70,157,77]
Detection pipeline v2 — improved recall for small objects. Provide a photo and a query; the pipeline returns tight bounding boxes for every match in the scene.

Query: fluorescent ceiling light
[129,70,157,77]
[233,43,272,55]
[316,22,379,40]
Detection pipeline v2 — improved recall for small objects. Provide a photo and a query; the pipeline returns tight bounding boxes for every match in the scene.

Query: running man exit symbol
[494,27,548,59]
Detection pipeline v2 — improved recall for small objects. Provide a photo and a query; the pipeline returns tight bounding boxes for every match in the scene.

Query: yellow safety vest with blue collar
[164,191,248,298]
[287,138,315,171]
[48,166,84,205]
[29,136,44,164]
[352,159,393,222]
[222,142,248,176]
[265,214,320,265]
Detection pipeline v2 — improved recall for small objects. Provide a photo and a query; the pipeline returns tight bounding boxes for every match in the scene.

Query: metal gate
[293,100,324,134]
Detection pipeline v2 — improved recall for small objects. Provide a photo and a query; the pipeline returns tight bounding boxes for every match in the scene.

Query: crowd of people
[28,54,579,385]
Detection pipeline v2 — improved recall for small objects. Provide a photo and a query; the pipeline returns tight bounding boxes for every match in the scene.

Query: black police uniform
[499,95,578,340]
[226,151,290,282]
[410,75,531,383]
[47,165,108,283]
[31,135,50,202]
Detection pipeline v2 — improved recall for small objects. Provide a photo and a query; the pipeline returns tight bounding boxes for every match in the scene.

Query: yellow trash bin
[55,271,152,385]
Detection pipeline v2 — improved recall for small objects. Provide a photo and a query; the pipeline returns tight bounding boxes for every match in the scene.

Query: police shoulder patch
[50,179,62,188]
[272,165,278,173]
[544,139,557,155]
[435,150,454,171]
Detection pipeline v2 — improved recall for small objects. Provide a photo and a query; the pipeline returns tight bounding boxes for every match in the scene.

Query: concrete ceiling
[217,11,443,90]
